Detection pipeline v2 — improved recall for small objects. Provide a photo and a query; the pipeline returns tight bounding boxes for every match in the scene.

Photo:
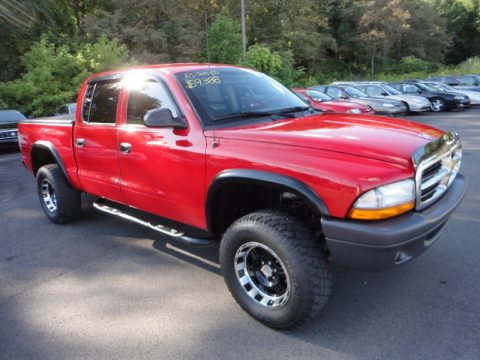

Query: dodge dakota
[18,64,467,329]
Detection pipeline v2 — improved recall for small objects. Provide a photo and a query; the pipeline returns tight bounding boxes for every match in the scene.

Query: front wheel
[430,98,446,112]
[219,210,332,329]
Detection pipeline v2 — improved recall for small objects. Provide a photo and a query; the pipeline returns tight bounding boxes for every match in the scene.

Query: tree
[202,7,242,64]
[0,36,130,116]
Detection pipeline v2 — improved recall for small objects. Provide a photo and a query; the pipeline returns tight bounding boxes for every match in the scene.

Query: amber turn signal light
[348,201,415,220]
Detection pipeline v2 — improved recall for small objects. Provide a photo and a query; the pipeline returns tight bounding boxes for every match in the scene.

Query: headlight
[349,179,415,220]
[382,103,394,107]
[10,131,17,137]
[347,109,361,114]
[454,95,466,100]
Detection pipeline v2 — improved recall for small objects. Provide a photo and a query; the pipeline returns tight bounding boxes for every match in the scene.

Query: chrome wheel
[234,242,290,308]
[40,179,57,212]
[431,99,445,112]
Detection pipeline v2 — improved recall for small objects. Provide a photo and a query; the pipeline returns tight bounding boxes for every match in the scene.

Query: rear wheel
[219,210,331,329]
[430,98,446,112]
[36,164,81,224]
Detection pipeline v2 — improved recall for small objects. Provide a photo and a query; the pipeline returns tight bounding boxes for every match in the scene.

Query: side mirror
[341,94,349,99]
[144,108,187,129]
[381,92,388,96]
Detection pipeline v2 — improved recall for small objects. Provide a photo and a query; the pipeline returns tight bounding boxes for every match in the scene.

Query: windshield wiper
[212,106,312,122]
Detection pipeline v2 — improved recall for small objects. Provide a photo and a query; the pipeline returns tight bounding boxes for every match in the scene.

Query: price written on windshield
[185,76,221,88]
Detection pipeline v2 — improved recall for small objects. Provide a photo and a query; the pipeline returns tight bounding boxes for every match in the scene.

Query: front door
[74,79,123,202]
[117,79,207,228]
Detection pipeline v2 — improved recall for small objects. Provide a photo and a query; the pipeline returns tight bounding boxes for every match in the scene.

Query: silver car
[423,81,480,105]
[355,83,431,113]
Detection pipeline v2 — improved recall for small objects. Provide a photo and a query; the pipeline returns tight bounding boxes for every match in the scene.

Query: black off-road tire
[36,164,81,224]
[219,210,332,329]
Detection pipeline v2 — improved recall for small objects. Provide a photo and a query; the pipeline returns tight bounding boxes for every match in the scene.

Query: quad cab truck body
[18,64,467,329]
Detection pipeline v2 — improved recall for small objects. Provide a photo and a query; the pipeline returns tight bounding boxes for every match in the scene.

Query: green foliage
[245,45,304,86]
[202,7,242,64]
[457,56,480,74]
[0,36,130,116]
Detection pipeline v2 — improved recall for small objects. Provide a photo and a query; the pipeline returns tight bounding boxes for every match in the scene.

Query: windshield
[382,84,401,95]
[416,83,436,92]
[0,110,26,123]
[426,82,452,91]
[342,86,368,98]
[305,90,332,102]
[174,67,307,127]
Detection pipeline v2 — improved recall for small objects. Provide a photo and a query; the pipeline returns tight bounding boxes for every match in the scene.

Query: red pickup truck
[18,64,467,329]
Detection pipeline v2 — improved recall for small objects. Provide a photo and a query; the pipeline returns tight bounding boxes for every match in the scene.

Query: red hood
[206,114,444,167]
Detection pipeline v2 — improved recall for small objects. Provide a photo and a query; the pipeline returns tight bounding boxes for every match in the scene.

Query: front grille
[415,132,462,210]
[0,129,17,139]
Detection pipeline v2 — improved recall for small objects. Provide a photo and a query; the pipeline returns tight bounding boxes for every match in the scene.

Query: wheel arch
[206,169,329,235]
[31,141,69,181]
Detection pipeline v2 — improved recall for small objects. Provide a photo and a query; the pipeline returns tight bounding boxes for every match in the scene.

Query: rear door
[74,78,123,202]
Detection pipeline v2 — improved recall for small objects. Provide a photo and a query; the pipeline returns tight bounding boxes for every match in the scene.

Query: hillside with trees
[1,0,480,115]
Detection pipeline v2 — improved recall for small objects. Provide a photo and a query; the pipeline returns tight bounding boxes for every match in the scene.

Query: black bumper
[321,174,467,271]
[446,98,470,109]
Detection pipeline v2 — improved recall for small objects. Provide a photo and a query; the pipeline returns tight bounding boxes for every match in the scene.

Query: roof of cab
[85,63,244,82]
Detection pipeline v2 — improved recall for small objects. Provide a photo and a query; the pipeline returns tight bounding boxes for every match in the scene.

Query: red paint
[18,64,446,231]
[293,88,375,115]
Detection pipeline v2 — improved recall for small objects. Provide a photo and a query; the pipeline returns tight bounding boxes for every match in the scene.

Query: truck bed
[18,115,77,184]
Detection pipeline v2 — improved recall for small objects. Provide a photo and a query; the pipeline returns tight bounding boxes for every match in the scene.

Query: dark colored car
[389,82,470,112]
[0,109,26,148]
[310,85,407,115]
[427,75,480,92]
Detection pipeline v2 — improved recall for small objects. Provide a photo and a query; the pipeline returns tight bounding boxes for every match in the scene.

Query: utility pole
[241,0,247,63]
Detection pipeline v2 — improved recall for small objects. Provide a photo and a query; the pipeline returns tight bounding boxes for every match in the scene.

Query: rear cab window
[82,79,121,124]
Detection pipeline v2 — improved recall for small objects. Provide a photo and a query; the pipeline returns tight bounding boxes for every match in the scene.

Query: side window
[127,81,179,125]
[57,106,68,115]
[403,84,418,93]
[367,86,384,96]
[88,80,121,124]
[82,83,96,122]
[326,87,342,99]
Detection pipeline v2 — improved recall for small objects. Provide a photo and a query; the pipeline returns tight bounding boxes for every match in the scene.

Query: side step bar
[93,201,213,246]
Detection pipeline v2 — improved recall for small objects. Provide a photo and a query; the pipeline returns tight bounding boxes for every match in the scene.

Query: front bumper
[321,173,467,271]
[374,107,407,115]
[446,99,470,109]
[409,104,431,112]
[0,136,19,147]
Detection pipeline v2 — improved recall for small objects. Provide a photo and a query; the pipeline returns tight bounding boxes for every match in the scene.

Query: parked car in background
[354,82,431,114]
[423,81,480,106]
[427,75,480,92]
[55,103,77,116]
[310,85,407,116]
[389,81,470,112]
[0,109,26,149]
[292,88,374,114]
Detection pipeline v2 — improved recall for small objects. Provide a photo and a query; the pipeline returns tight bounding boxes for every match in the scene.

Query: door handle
[76,138,85,147]
[119,142,132,154]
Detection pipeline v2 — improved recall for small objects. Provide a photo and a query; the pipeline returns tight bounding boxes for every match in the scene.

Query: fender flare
[205,169,330,232]
[31,141,70,181]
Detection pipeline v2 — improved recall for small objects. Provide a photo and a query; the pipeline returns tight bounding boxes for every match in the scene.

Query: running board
[93,201,213,246]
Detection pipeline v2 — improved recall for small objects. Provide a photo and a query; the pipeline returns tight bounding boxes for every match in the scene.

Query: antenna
[204,1,218,148]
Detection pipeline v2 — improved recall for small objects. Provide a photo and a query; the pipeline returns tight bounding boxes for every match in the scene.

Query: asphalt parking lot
[1,109,479,360]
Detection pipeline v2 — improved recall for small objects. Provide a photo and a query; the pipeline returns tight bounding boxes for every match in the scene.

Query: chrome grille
[414,131,462,210]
